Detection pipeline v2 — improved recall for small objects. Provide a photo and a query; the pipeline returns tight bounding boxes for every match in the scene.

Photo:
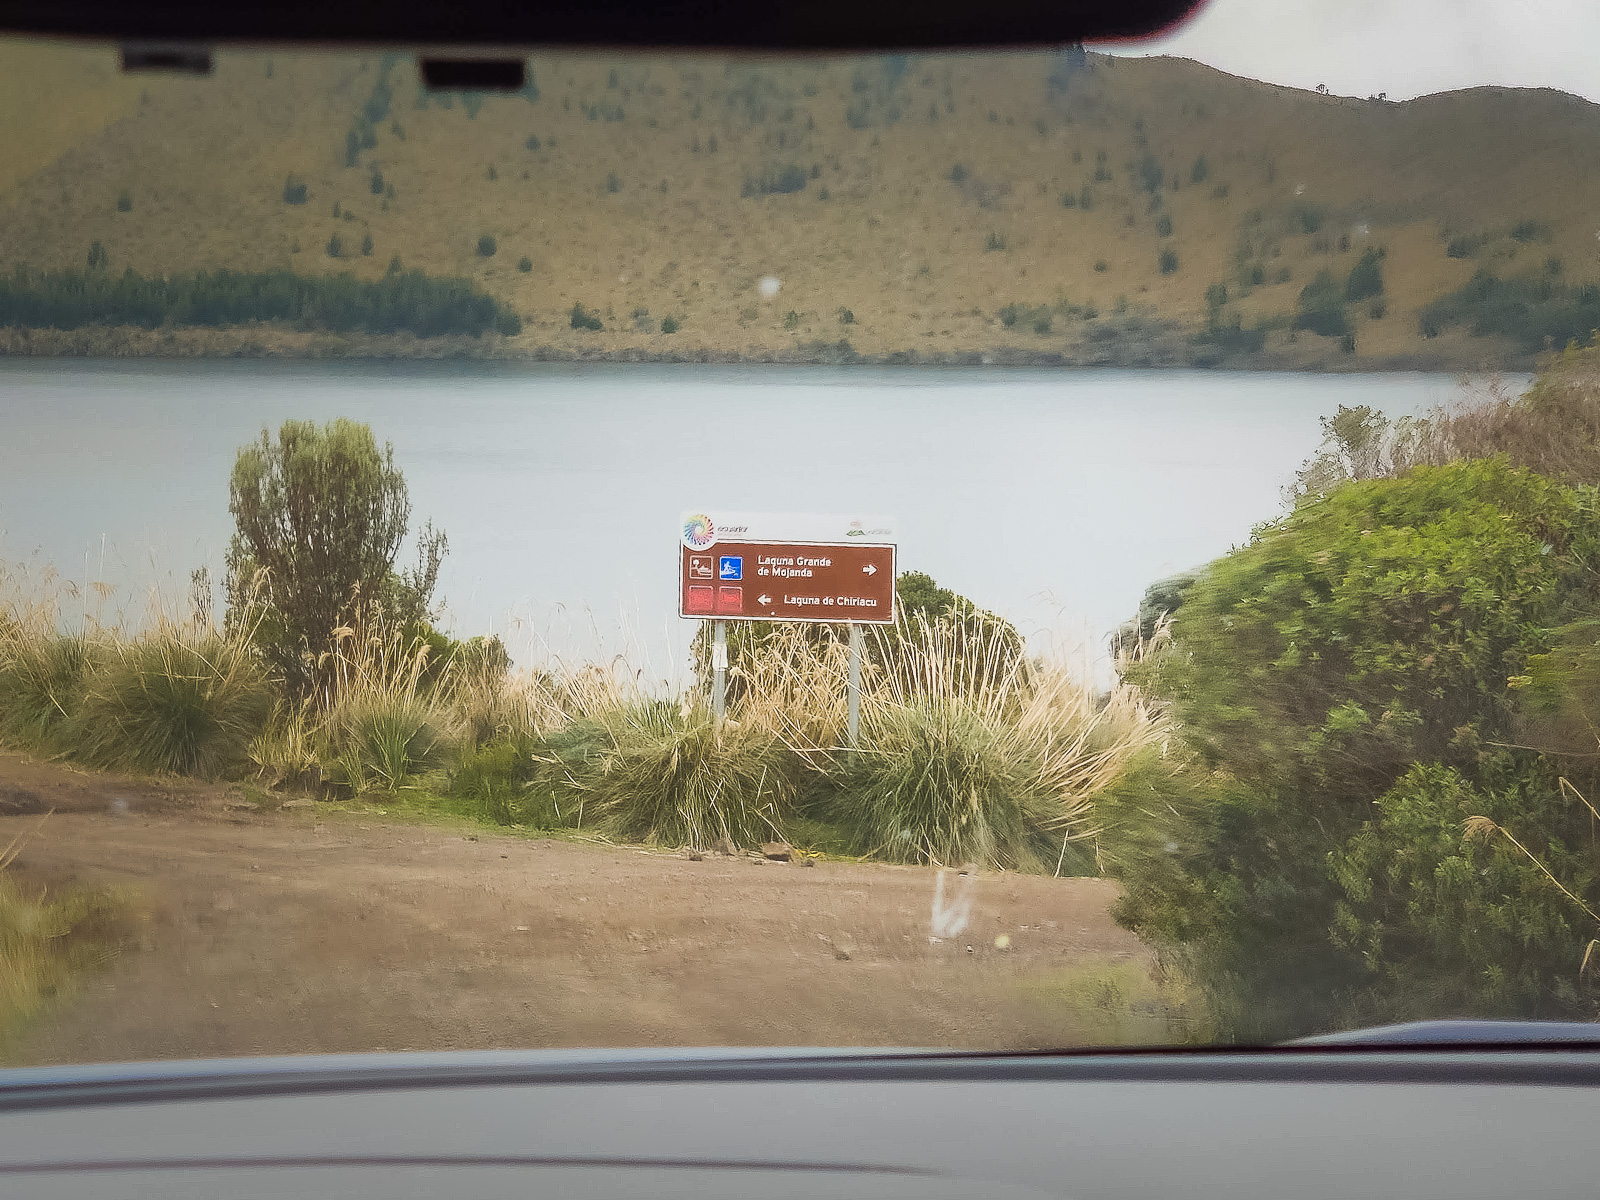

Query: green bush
[985,231,1008,252]
[1158,249,1179,275]
[817,700,1052,869]
[1419,271,1600,352]
[998,302,1053,335]
[476,234,497,257]
[0,266,517,337]
[360,234,373,257]
[1330,761,1600,1023]
[584,708,797,850]
[660,315,680,334]
[1190,155,1208,184]
[369,171,384,195]
[1290,202,1325,234]
[516,256,532,272]
[326,692,450,792]
[115,191,132,213]
[741,164,807,197]
[1345,247,1383,301]
[1292,269,1349,336]
[282,177,307,205]
[326,234,343,258]
[1193,315,1266,355]
[72,629,272,778]
[0,634,98,748]
[1137,155,1164,195]
[1155,214,1172,238]
[570,302,603,331]
[449,737,559,827]
[1112,458,1600,1038]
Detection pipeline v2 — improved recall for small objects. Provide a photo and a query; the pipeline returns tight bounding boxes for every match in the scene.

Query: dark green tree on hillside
[226,419,446,694]
[1292,269,1350,336]
[1345,246,1384,301]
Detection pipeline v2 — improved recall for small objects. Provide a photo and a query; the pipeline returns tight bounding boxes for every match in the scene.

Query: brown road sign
[679,512,897,624]
[681,541,896,623]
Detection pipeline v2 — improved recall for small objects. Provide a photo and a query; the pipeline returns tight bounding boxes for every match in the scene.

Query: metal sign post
[712,620,728,727]
[848,623,863,748]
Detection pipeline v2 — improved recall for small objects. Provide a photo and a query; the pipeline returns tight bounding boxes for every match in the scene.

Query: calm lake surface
[0,360,1517,679]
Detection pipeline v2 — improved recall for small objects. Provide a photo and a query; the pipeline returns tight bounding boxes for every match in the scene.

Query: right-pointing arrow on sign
[758,593,773,605]
[863,563,877,575]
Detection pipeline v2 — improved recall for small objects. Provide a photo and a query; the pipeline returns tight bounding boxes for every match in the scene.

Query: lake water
[0,360,1515,681]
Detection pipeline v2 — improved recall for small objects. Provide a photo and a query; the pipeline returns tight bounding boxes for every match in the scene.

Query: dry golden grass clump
[0,819,124,1056]
[1,559,1165,871]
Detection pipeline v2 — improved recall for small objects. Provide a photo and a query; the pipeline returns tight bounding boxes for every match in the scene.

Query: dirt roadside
[0,751,1157,1065]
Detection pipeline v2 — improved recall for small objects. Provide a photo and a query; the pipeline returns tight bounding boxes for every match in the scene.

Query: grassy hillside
[3,41,1600,368]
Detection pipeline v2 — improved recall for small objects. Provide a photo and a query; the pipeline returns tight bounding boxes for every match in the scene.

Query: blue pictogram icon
[719,556,743,580]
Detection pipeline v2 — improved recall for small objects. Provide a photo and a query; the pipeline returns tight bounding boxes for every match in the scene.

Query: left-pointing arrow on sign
[758,593,773,605]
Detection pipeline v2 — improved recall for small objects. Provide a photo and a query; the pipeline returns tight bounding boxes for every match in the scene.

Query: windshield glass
[5,1,1600,1063]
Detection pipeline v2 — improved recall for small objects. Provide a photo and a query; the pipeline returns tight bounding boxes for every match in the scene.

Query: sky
[1105,0,1600,105]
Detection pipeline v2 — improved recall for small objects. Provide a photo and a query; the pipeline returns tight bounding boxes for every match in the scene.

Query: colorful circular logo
[682,513,716,549]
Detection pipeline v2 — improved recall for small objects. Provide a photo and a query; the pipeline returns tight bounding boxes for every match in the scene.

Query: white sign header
[680,511,898,550]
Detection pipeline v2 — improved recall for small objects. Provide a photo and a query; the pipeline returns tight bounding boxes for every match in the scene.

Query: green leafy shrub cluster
[1292,269,1350,336]
[1289,202,1325,234]
[740,163,808,196]
[0,267,521,337]
[998,302,1053,335]
[1419,271,1600,352]
[1110,444,1600,1038]
[0,615,270,779]
[1192,314,1266,355]
[1344,246,1384,301]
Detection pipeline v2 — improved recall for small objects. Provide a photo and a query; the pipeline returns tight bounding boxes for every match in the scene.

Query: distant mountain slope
[2,42,1598,368]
